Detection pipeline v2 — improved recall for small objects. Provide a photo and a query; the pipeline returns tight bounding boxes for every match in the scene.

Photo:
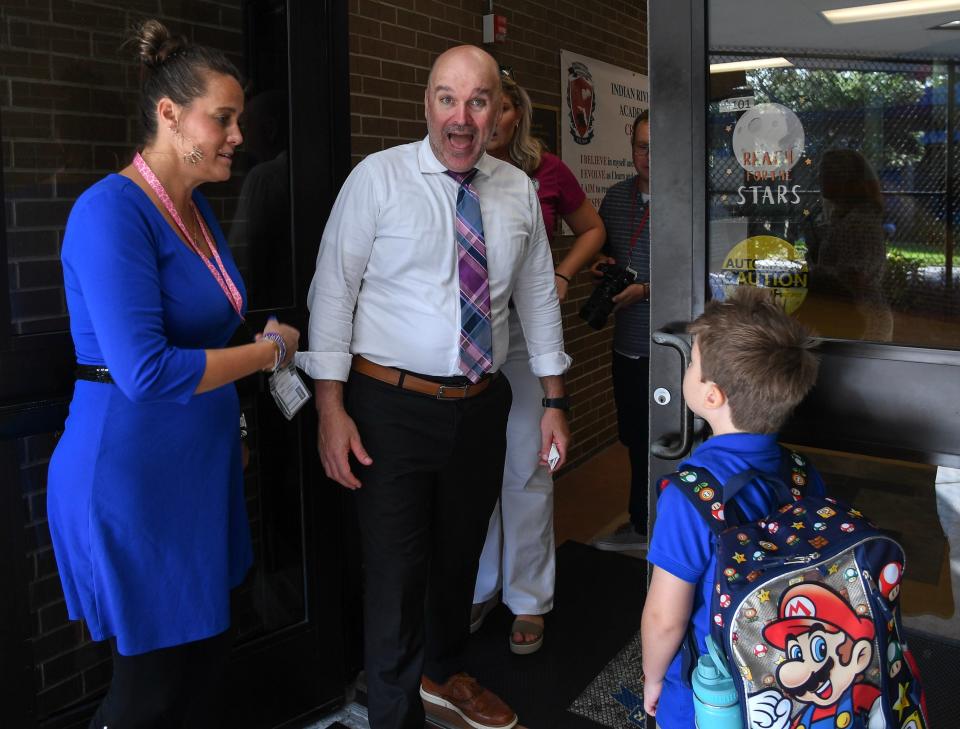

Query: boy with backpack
[641,287,928,729]
[641,287,822,726]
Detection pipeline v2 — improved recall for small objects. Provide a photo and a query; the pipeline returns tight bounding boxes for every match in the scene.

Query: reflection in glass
[228,88,293,311]
[793,446,956,631]
[708,57,960,348]
[805,149,893,340]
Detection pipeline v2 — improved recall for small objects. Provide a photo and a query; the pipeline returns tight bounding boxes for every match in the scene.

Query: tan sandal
[509,618,544,655]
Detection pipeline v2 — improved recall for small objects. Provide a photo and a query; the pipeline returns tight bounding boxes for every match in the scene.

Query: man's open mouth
[446,132,474,150]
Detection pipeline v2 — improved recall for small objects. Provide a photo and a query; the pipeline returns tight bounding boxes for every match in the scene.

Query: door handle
[651,330,693,460]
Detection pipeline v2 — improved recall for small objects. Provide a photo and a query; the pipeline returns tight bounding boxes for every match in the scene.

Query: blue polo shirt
[646,433,826,729]
[598,175,650,357]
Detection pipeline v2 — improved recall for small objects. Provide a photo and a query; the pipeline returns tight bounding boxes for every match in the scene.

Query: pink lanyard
[133,152,244,319]
[628,176,650,257]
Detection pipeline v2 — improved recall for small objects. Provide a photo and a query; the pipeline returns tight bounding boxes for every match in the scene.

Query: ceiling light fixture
[709,57,794,74]
[823,0,960,25]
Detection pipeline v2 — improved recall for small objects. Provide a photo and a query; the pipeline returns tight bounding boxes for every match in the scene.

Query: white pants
[474,310,555,615]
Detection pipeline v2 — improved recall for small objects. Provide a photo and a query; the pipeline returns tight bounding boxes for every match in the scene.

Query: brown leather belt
[351,356,496,399]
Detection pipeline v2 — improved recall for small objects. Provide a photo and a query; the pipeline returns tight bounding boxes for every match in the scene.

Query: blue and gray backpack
[661,448,929,729]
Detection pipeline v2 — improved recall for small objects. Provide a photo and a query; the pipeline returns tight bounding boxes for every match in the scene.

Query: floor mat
[568,630,645,728]
[462,541,646,729]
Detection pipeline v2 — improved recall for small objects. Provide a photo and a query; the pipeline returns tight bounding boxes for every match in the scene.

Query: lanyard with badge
[266,327,310,419]
[622,176,650,280]
[133,152,310,420]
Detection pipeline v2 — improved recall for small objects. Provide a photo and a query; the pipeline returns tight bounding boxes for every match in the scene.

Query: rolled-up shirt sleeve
[299,161,379,381]
[511,180,572,378]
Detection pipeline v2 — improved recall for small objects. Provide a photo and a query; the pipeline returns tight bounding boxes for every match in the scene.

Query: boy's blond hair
[688,287,819,434]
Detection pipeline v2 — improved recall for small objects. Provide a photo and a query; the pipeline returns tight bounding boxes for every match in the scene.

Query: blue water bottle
[691,635,743,728]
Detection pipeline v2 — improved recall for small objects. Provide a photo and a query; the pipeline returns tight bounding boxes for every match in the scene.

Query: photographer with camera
[589,111,652,553]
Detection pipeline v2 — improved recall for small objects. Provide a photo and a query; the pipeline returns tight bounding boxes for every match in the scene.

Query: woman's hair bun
[135,19,187,68]
[129,18,240,143]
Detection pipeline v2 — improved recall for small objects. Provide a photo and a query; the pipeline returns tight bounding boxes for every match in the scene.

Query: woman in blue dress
[47,20,299,729]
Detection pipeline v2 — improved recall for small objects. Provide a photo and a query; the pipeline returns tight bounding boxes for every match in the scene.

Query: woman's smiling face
[175,71,245,183]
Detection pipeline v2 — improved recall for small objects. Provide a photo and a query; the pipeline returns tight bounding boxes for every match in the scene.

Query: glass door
[649,1,960,724]
[0,2,352,727]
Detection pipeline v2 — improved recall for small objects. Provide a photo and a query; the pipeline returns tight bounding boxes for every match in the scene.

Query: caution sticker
[719,235,808,314]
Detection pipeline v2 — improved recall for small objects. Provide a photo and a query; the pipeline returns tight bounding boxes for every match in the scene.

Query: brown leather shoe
[420,672,518,729]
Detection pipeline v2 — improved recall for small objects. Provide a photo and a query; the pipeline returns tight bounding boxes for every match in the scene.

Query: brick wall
[347,0,648,468]
[1,1,250,337]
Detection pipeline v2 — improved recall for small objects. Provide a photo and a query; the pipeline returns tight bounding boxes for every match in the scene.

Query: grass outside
[887,242,947,266]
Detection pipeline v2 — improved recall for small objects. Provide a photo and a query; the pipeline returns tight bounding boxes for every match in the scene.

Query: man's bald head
[427,45,501,96]
[424,45,503,172]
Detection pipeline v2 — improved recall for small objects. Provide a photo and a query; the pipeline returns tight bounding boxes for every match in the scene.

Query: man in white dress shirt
[300,46,571,729]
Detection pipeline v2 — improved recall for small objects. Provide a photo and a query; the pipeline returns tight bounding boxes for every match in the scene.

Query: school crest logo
[566,61,596,145]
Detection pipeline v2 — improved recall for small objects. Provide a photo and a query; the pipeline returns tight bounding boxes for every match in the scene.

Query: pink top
[532,151,587,242]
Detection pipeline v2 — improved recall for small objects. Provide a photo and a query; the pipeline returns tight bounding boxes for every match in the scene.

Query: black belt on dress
[76,364,115,384]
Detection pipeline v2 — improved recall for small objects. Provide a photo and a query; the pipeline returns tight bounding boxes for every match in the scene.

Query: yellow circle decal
[718,235,808,314]
[837,711,852,728]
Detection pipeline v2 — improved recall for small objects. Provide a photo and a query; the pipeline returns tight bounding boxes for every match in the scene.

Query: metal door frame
[648,0,707,492]
[647,0,960,525]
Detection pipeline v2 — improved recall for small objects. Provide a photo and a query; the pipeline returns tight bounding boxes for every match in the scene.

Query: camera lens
[579,263,630,330]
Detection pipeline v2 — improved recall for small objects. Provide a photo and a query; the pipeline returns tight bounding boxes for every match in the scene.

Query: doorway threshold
[302,701,369,729]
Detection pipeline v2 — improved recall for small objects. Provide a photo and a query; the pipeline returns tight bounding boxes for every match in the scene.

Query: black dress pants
[611,352,650,534]
[346,371,512,729]
[89,629,231,729]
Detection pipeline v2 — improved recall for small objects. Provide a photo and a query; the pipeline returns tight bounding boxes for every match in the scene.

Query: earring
[182,142,204,165]
[173,121,204,165]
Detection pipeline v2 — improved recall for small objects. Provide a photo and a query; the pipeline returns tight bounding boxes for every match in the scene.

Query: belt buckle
[436,383,468,399]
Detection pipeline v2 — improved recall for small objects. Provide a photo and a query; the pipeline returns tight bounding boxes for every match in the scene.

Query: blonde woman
[472,72,605,653]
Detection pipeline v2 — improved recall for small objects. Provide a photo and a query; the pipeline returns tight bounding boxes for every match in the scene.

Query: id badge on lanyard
[269,364,312,420]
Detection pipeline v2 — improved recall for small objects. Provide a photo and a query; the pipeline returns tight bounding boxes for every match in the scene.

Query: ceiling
[709,0,960,60]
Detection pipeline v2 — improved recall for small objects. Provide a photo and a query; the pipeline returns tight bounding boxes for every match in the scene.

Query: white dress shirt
[299,137,571,381]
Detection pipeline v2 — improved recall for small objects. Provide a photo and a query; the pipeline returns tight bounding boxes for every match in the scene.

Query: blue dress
[48,174,253,656]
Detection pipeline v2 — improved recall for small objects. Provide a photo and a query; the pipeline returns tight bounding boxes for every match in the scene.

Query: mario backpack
[661,448,929,729]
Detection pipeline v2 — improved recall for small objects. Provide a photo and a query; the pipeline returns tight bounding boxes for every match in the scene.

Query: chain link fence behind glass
[709,56,960,347]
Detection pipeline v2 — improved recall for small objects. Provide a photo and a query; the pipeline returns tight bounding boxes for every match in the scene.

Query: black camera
[578,262,637,330]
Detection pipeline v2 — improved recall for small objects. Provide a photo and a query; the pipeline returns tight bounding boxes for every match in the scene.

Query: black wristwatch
[542,396,571,411]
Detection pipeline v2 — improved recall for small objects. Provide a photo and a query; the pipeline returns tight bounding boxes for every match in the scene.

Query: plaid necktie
[446,169,492,383]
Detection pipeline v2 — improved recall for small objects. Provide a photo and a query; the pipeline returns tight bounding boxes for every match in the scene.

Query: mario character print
[899,710,923,729]
[745,583,884,729]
